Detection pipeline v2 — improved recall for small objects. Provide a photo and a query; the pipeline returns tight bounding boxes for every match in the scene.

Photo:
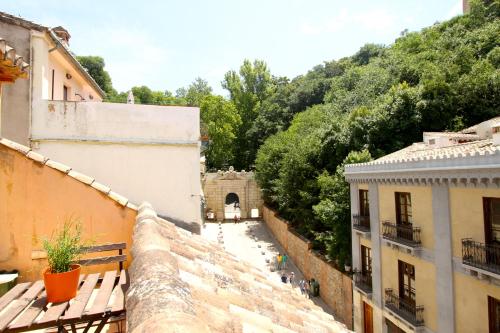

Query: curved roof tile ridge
[0,137,136,209]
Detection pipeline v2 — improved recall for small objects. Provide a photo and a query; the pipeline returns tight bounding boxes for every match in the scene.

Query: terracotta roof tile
[45,159,71,173]
[68,170,94,185]
[0,138,31,154]
[107,190,129,206]
[346,117,500,172]
[90,181,111,194]
[26,150,47,164]
[0,137,137,211]
[126,203,351,333]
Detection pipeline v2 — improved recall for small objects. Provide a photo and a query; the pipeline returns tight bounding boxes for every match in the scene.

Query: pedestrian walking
[281,272,288,283]
[277,253,282,270]
[282,253,288,269]
[305,280,311,298]
[299,280,306,295]
[289,272,295,286]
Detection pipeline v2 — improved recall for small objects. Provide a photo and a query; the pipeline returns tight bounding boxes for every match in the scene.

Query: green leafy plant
[43,220,84,273]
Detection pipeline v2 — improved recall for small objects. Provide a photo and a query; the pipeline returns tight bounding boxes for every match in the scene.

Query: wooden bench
[76,243,127,271]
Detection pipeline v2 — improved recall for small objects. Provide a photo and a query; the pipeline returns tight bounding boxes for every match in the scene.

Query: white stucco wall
[32,101,199,142]
[31,100,201,226]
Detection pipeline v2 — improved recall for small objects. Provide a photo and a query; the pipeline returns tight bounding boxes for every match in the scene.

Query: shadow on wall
[262,205,354,330]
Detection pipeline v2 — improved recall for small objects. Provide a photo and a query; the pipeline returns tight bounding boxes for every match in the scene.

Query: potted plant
[43,220,84,303]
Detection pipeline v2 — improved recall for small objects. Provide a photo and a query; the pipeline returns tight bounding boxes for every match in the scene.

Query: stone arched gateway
[202,167,263,221]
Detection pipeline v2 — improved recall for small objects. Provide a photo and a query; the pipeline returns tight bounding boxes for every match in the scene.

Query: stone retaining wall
[263,206,353,329]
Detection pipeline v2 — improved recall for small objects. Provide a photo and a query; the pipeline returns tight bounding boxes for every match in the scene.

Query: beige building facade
[203,167,263,221]
[0,12,202,230]
[345,118,500,333]
[0,11,104,145]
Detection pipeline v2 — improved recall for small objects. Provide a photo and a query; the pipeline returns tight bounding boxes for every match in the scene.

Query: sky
[2,0,464,95]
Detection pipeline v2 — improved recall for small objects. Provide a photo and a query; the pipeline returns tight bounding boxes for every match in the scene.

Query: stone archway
[202,167,264,221]
[224,192,240,219]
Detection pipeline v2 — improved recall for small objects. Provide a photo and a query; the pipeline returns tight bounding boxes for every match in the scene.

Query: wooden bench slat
[0,282,31,311]
[76,255,127,266]
[63,273,100,320]
[85,271,116,316]
[0,281,44,331]
[81,243,126,253]
[37,275,85,326]
[7,291,47,330]
[110,270,129,313]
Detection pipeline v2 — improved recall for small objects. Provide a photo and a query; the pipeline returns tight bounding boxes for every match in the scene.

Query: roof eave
[48,30,105,99]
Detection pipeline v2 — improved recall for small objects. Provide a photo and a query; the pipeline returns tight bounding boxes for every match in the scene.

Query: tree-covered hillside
[254,0,499,267]
[78,0,499,267]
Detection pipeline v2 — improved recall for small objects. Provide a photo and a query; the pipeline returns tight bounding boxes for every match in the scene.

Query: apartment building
[345,117,500,333]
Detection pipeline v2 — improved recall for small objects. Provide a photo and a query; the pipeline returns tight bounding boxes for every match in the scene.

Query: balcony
[352,214,370,234]
[382,222,421,250]
[462,238,500,280]
[384,289,424,327]
[353,271,372,296]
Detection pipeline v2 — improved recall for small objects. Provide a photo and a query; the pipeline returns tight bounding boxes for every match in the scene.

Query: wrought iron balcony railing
[352,214,370,232]
[382,222,421,247]
[385,289,424,326]
[462,238,500,275]
[353,271,372,294]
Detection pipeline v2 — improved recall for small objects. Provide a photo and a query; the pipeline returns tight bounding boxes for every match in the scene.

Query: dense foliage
[254,0,499,267]
[200,96,241,168]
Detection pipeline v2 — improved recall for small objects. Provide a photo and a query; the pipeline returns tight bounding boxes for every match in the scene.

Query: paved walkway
[202,220,333,315]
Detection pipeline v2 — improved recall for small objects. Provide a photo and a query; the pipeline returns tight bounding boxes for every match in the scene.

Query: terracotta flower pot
[43,264,81,303]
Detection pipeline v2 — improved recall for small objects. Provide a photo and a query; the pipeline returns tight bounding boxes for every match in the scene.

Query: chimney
[423,132,453,148]
[52,26,71,47]
[463,0,470,14]
[492,122,500,146]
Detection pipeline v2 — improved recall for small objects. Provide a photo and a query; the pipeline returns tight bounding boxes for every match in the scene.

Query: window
[489,296,500,333]
[398,260,415,305]
[395,192,412,225]
[359,190,370,217]
[63,85,68,101]
[361,245,372,276]
[484,198,500,245]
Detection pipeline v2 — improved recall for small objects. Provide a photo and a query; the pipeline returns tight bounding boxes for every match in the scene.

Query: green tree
[222,59,274,169]
[312,150,372,267]
[352,43,386,65]
[186,77,213,106]
[76,56,114,95]
[200,96,241,168]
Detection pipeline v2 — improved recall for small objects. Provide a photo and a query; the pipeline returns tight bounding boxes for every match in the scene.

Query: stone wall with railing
[262,206,353,329]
